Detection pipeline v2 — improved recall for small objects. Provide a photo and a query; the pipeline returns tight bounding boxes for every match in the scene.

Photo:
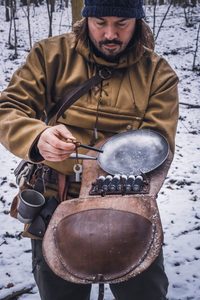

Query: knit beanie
[82,0,145,19]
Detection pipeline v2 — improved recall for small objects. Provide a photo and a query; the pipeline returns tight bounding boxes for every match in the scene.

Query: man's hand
[37,124,76,161]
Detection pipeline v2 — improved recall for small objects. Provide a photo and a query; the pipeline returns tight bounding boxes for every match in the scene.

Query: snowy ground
[0,3,200,300]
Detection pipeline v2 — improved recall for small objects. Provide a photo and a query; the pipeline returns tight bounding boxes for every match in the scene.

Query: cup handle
[10,194,20,219]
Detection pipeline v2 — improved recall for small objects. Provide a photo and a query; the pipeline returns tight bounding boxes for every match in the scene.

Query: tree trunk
[152,0,157,36]
[155,0,173,41]
[13,0,18,58]
[46,0,55,37]
[5,0,10,22]
[7,0,18,58]
[192,23,200,71]
[71,0,83,25]
[27,0,32,49]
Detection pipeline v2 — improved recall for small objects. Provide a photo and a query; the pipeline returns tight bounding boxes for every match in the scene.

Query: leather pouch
[26,196,59,239]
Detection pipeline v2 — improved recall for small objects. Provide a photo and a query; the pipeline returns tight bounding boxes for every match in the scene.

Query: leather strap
[58,173,68,202]
[46,68,112,123]
[46,68,112,203]
[98,283,104,300]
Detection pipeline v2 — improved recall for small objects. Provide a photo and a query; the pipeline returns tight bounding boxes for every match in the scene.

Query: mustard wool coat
[0,28,179,176]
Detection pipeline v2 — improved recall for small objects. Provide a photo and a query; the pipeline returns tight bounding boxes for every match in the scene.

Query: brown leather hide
[54,209,154,282]
[42,147,173,284]
[43,194,163,284]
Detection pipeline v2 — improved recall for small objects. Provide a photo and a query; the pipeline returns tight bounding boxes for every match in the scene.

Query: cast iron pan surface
[98,129,169,176]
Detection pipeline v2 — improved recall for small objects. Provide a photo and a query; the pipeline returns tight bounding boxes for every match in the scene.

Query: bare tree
[183,2,196,27]
[8,0,18,58]
[12,0,17,58]
[192,23,200,71]
[5,0,10,21]
[20,0,42,5]
[22,0,32,49]
[152,0,157,36]
[46,0,55,37]
[27,0,32,48]
[58,0,69,9]
[155,0,173,41]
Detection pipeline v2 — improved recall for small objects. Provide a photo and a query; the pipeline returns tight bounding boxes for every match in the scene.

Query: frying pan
[97,129,169,176]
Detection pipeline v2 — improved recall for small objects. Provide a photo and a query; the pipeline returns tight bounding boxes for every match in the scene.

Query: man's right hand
[37,124,76,162]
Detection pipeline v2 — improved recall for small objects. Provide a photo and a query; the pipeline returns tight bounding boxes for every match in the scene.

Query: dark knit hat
[82,0,145,19]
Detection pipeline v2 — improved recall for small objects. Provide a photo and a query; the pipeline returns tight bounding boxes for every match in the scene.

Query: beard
[90,38,125,62]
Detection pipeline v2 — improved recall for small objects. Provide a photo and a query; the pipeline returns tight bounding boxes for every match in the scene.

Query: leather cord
[46,67,112,124]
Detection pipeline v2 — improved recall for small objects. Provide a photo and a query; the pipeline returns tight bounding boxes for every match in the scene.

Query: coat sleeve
[139,57,179,153]
[0,42,49,161]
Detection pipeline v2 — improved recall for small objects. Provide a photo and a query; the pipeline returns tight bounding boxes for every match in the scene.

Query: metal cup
[17,189,45,224]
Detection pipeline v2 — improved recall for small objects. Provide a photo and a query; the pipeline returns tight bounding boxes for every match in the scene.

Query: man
[0,0,179,299]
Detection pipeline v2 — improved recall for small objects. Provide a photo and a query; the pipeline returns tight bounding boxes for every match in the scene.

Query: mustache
[99,39,122,47]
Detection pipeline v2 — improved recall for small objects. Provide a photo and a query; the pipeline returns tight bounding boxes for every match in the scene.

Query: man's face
[88,16,136,59]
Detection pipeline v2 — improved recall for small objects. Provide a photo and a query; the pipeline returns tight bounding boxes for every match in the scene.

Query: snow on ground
[0,3,200,300]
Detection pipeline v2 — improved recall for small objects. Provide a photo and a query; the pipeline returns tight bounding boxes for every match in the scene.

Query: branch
[180,102,200,109]
[0,286,34,300]
[155,0,173,41]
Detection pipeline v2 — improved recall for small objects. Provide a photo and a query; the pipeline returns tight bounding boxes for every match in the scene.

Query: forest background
[0,1,200,300]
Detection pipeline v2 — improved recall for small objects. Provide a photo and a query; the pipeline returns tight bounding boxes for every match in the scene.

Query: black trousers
[31,239,168,300]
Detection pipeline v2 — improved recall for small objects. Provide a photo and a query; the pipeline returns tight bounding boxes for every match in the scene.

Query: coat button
[126,124,132,130]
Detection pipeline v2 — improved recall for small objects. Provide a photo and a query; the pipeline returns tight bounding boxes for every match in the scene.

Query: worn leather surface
[42,149,173,284]
[54,208,154,282]
[43,193,163,283]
